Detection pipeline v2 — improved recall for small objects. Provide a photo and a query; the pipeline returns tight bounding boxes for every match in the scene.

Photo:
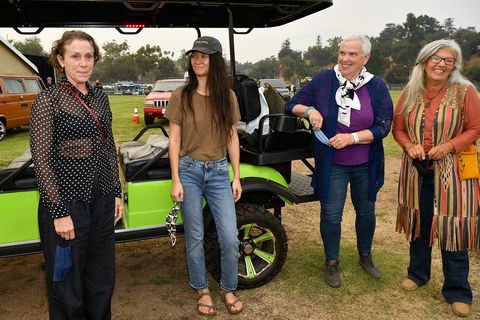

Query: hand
[329,133,354,149]
[404,143,425,160]
[232,178,242,202]
[428,142,454,160]
[171,180,184,202]
[308,109,323,131]
[114,197,123,225]
[54,216,75,240]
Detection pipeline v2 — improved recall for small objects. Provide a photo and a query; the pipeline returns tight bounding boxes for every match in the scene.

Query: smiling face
[337,39,370,81]
[191,51,210,78]
[57,39,95,89]
[423,48,456,88]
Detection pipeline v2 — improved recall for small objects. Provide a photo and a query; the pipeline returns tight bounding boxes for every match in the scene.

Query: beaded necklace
[424,86,445,108]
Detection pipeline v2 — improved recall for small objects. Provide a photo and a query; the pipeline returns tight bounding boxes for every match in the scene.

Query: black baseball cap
[185,36,222,55]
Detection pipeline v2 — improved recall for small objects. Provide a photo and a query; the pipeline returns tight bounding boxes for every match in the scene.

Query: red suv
[143,78,186,125]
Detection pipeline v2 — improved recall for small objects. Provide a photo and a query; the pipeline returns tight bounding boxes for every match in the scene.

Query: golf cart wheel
[205,203,288,289]
[144,114,154,125]
[0,120,6,140]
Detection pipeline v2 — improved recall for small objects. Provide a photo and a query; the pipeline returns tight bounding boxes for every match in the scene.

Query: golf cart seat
[235,75,312,166]
[0,149,36,191]
[118,127,171,182]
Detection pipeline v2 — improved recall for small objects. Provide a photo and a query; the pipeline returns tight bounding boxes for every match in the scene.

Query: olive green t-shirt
[165,87,240,161]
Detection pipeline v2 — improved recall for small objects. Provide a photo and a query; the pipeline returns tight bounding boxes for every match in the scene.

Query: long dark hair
[181,52,233,147]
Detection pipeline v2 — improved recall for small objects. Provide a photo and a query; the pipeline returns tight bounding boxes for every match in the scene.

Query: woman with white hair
[286,34,393,288]
[393,39,480,317]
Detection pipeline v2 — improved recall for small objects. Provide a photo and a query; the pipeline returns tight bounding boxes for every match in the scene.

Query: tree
[154,57,180,79]
[366,38,387,77]
[12,37,46,56]
[464,64,480,83]
[176,49,189,75]
[453,27,480,61]
[133,44,164,81]
[250,56,280,79]
[277,39,304,81]
[376,23,404,57]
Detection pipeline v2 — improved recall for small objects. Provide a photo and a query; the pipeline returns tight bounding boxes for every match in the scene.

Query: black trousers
[38,188,116,320]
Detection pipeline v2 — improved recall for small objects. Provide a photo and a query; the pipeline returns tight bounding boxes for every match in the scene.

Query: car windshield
[261,79,286,89]
[153,81,185,92]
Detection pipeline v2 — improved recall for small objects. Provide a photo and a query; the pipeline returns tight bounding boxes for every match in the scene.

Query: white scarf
[334,64,373,127]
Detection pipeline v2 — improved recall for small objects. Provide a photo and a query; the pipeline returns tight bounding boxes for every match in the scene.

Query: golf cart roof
[0,1,332,30]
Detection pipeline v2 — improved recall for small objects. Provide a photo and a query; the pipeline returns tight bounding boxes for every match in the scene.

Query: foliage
[11,37,46,56]
[9,13,480,86]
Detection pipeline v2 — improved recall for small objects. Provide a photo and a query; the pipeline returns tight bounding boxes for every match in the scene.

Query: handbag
[457,143,480,180]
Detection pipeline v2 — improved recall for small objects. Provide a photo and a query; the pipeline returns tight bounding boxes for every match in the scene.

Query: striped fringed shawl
[396,84,480,251]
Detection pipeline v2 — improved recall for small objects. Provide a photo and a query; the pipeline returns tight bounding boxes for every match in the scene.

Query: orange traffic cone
[132,107,140,124]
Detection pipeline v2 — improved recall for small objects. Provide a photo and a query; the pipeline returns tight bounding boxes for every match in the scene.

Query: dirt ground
[0,156,479,319]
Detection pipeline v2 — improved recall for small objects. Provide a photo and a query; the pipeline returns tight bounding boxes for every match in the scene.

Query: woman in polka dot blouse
[29,30,123,319]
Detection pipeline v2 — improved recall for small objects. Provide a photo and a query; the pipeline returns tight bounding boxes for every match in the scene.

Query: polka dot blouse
[30,77,121,220]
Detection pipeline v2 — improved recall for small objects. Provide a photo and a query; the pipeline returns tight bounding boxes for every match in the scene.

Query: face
[423,48,456,87]
[337,39,370,80]
[57,39,95,87]
[191,51,210,77]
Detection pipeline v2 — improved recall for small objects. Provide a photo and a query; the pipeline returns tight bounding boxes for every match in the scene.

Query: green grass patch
[150,275,173,285]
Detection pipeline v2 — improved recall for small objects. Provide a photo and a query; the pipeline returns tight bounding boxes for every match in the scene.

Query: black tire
[144,114,154,125]
[0,120,5,140]
[205,203,288,289]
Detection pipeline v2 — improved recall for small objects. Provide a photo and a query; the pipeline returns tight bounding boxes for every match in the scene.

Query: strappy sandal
[197,291,216,317]
[220,290,243,315]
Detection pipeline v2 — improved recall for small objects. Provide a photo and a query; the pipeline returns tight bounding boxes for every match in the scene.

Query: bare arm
[169,122,183,202]
[227,125,242,202]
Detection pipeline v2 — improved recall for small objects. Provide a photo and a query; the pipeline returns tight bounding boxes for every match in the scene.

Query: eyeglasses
[430,55,456,66]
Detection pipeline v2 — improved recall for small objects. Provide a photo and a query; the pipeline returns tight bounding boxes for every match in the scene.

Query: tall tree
[12,37,46,56]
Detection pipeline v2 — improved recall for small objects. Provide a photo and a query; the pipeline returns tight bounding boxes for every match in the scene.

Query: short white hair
[341,34,371,55]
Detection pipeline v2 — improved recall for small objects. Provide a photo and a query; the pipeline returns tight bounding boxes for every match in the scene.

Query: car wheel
[0,120,6,140]
[144,114,154,125]
[205,202,288,289]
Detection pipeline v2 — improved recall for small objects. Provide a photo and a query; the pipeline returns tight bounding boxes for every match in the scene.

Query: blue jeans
[320,163,376,260]
[407,172,472,303]
[179,155,239,291]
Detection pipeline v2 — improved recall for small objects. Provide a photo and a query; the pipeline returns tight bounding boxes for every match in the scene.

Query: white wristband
[351,132,360,144]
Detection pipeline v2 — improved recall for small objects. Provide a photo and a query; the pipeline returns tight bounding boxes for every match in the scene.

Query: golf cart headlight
[145,100,154,107]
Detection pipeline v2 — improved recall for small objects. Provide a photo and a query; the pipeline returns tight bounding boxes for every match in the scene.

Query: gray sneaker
[359,253,381,279]
[324,261,340,288]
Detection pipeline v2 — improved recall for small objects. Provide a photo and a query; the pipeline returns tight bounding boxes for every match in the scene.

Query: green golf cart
[0,0,333,289]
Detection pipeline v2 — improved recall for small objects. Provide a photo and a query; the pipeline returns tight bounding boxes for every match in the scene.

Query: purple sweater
[333,86,373,165]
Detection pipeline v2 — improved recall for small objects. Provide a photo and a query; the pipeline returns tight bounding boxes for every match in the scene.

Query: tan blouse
[165,88,240,161]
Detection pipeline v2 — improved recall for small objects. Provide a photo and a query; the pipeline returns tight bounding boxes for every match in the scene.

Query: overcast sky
[1,0,479,63]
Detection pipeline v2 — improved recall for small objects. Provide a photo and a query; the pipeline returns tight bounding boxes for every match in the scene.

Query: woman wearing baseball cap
[165,36,243,316]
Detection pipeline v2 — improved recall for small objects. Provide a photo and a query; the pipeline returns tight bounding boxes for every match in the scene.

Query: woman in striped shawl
[392,39,480,318]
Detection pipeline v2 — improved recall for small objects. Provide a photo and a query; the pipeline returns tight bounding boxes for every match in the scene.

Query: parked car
[0,74,45,140]
[143,78,186,125]
[258,78,290,101]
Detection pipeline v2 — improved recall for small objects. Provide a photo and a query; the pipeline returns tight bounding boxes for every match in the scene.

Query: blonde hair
[402,39,474,114]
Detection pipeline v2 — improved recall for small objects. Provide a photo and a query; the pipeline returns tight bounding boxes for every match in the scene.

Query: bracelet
[351,132,360,144]
[304,106,315,119]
